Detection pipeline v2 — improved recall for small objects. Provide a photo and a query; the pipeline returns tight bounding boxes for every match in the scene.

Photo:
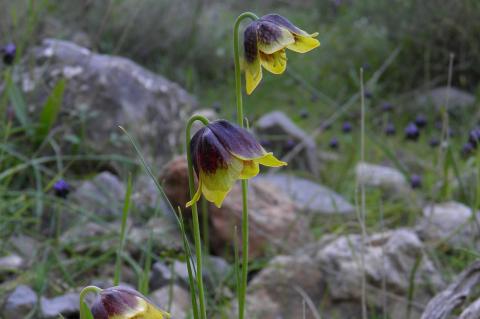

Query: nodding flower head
[384,122,396,136]
[342,121,352,133]
[53,179,70,199]
[414,114,427,128]
[187,120,286,208]
[2,43,16,65]
[91,286,170,319]
[243,14,320,94]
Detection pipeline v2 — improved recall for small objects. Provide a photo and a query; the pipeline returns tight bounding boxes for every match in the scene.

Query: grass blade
[36,79,66,142]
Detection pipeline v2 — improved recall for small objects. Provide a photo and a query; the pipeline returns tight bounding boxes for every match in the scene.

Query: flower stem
[233,11,258,319]
[186,114,210,319]
[79,286,102,319]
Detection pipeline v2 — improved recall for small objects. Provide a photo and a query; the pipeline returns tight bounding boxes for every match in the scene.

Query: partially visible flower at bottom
[91,286,170,319]
[187,120,287,208]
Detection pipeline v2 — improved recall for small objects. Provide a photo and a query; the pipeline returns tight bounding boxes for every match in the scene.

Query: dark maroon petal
[260,14,305,35]
[190,125,233,175]
[244,22,258,63]
[207,120,264,159]
[91,300,108,319]
[94,286,139,317]
[256,20,284,48]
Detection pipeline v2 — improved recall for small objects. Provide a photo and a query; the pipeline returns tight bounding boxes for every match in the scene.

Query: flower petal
[287,34,320,53]
[207,120,265,160]
[261,14,315,37]
[256,20,294,54]
[253,152,287,167]
[259,49,287,74]
[201,182,231,208]
[190,126,232,176]
[186,180,203,208]
[244,22,262,95]
[239,160,260,179]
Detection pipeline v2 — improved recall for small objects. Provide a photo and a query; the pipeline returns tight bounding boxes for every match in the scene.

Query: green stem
[186,114,210,319]
[79,286,102,319]
[233,11,258,319]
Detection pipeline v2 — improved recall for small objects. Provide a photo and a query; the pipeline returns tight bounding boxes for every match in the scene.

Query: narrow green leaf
[6,75,30,132]
[80,301,94,319]
[36,79,66,142]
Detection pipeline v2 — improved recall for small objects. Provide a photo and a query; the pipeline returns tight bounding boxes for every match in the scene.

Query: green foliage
[35,79,66,143]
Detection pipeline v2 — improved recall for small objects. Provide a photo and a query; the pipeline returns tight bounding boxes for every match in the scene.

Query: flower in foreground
[91,286,170,319]
[187,120,286,208]
[244,14,320,94]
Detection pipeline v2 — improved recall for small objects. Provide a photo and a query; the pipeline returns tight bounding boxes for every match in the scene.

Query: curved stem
[79,286,102,319]
[185,114,209,319]
[233,11,258,319]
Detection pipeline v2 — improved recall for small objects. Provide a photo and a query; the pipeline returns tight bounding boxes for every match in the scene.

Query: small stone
[150,262,173,290]
[150,285,191,319]
[1,285,37,319]
[0,254,24,272]
[40,292,79,319]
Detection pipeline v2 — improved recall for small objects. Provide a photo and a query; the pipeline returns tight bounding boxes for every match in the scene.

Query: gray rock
[415,86,475,110]
[417,202,480,248]
[315,229,444,319]
[40,292,79,319]
[256,173,355,215]
[233,254,324,319]
[132,174,171,216]
[150,262,174,290]
[61,221,119,253]
[255,111,318,176]
[71,171,125,220]
[356,162,409,193]
[9,235,39,263]
[150,284,191,319]
[0,254,24,272]
[20,38,196,165]
[128,217,183,254]
[1,285,37,319]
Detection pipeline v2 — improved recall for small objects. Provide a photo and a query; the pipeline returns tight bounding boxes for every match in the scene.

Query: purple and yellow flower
[244,14,320,94]
[91,286,170,319]
[187,120,286,208]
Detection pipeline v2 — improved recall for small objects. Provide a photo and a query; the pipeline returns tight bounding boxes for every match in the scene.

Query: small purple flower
[429,138,440,148]
[381,102,394,112]
[53,179,70,199]
[285,139,296,151]
[468,128,480,147]
[342,121,352,133]
[405,122,420,141]
[364,90,373,99]
[414,114,427,128]
[329,137,339,149]
[462,142,475,157]
[410,174,422,189]
[299,108,309,119]
[384,122,395,136]
[2,43,16,65]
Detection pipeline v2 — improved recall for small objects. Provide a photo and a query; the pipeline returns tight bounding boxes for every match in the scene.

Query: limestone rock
[1,285,37,319]
[356,162,409,193]
[150,284,191,319]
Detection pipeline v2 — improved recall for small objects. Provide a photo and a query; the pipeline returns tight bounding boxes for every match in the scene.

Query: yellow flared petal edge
[259,49,287,75]
[233,152,287,168]
[245,57,263,95]
[287,34,320,53]
[202,183,231,208]
[239,160,260,179]
[186,180,202,208]
[145,302,171,318]
[257,26,294,55]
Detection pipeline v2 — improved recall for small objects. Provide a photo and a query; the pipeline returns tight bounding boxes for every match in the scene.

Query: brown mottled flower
[91,286,170,319]
[187,120,286,208]
[244,14,320,94]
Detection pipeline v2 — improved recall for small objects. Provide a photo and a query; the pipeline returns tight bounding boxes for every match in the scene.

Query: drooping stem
[186,114,210,319]
[233,11,258,319]
[79,286,102,319]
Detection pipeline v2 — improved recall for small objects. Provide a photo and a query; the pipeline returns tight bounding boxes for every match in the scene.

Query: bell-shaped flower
[187,120,286,208]
[244,14,320,94]
[90,286,170,319]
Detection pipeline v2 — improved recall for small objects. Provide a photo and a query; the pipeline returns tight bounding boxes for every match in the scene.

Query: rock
[20,38,196,165]
[161,157,311,258]
[415,86,475,110]
[0,254,24,272]
[255,111,318,176]
[417,202,479,248]
[150,284,191,319]
[128,217,183,254]
[150,262,174,290]
[40,292,79,319]
[71,171,125,220]
[241,254,324,319]
[209,179,311,258]
[61,221,119,253]
[315,229,444,319]
[1,285,37,319]
[256,173,355,215]
[132,174,171,216]
[8,235,39,263]
[356,162,409,193]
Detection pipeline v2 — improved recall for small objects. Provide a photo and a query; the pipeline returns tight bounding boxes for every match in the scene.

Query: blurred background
[1,0,480,318]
